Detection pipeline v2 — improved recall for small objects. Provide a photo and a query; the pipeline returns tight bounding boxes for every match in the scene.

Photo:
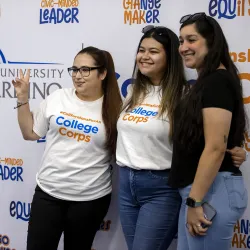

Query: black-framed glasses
[67,66,103,77]
[142,25,168,36]
[180,12,207,24]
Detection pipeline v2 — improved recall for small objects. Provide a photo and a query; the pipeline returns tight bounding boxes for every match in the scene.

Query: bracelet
[14,100,29,109]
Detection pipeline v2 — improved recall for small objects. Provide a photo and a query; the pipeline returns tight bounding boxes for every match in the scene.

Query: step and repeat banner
[0,0,249,249]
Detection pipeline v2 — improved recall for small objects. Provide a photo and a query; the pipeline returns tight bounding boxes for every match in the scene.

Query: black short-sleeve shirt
[168,70,241,188]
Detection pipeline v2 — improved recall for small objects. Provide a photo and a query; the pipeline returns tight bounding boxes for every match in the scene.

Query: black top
[168,70,241,188]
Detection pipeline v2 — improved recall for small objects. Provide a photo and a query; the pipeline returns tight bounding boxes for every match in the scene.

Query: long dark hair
[176,16,246,149]
[125,27,187,138]
[76,47,122,154]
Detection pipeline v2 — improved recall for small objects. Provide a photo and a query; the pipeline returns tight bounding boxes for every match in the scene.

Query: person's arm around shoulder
[12,69,40,141]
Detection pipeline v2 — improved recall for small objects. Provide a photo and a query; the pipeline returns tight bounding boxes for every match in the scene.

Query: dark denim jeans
[119,166,181,250]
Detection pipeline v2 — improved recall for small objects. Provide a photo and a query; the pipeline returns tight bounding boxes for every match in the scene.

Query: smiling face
[179,23,208,71]
[72,53,106,100]
[136,37,167,85]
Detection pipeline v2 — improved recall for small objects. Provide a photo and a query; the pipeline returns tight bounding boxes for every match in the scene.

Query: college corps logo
[39,0,79,24]
[0,157,24,182]
[122,104,159,124]
[0,49,63,100]
[208,0,250,19]
[0,234,16,250]
[123,0,161,25]
[232,219,250,248]
[56,112,101,143]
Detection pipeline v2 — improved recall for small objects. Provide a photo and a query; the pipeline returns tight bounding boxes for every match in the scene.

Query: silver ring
[196,224,201,227]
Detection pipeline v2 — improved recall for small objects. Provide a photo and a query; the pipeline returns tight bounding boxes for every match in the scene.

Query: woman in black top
[169,13,248,250]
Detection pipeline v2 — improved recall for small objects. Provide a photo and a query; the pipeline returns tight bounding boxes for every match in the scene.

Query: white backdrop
[0,0,249,249]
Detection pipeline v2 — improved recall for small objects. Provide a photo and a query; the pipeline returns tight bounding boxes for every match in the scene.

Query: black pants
[27,185,111,250]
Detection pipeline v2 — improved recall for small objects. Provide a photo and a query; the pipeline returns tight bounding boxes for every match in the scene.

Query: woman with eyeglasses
[168,13,248,250]
[12,46,122,250]
[116,24,247,250]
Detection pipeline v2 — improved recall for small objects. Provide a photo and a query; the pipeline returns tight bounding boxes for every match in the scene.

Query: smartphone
[201,202,217,228]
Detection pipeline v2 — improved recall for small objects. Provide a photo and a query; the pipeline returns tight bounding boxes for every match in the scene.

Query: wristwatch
[186,197,203,208]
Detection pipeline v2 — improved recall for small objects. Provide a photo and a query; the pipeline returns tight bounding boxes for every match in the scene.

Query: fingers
[200,216,212,227]
[19,69,30,82]
[13,77,25,85]
[232,158,243,167]
[187,224,196,237]
[12,78,21,85]
[228,150,245,166]
[233,162,241,167]
[187,223,207,236]
[24,69,31,82]
[20,69,24,79]
[193,224,207,236]
[187,218,212,236]
[12,79,17,86]
[232,156,244,167]
[232,146,241,151]
[231,156,242,161]
[227,149,239,154]
[227,147,241,154]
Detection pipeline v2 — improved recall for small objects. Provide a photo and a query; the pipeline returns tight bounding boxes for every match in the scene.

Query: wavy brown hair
[175,16,246,150]
[124,27,187,138]
[76,47,122,154]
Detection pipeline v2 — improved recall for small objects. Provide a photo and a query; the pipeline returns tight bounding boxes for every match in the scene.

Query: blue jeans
[119,166,181,250]
[178,172,248,250]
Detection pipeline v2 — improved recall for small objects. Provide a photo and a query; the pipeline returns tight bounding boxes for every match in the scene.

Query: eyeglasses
[67,66,103,77]
[180,12,207,24]
[142,25,168,36]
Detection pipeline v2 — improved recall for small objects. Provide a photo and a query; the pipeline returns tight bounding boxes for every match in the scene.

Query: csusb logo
[0,234,16,250]
[208,0,250,19]
[0,157,24,182]
[10,201,31,222]
[123,0,161,25]
[40,0,79,24]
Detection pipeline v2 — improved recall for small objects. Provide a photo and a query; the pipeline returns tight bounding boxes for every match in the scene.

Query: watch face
[186,198,195,207]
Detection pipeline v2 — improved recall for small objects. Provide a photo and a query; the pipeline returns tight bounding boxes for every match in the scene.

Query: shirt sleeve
[202,73,234,112]
[32,99,49,137]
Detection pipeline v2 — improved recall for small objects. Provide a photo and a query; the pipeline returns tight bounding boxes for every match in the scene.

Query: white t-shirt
[116,85,173,170]
[32,88,112,201]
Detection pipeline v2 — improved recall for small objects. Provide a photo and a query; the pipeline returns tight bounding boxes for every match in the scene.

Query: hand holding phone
[201,202,217,228]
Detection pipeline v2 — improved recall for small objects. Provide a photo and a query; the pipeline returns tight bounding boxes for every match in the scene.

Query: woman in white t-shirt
[116,26,247,250]
[12,46,122,250]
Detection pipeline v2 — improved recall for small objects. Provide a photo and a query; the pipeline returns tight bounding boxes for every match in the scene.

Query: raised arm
[12,69,40,141]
